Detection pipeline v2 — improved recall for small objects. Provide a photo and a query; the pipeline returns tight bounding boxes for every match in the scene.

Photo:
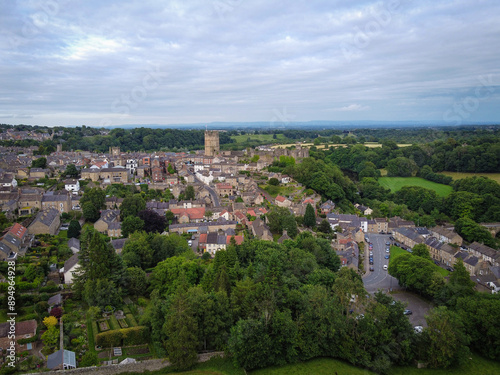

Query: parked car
[369,260,374,265]
[369,266,374,271]
[414,325,423,333]
[447,267,454,272]
[188,240,193,246]
[386,241,391,246]
[404,309,413,315]
[383,265,388,270]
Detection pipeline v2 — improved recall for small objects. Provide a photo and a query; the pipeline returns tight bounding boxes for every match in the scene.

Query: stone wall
[24,352,224,375]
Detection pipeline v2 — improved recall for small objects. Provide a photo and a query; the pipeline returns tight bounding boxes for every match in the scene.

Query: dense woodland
[70,223,500,373]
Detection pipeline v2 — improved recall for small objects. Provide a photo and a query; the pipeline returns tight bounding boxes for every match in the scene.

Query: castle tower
[204,130,219,157]
[109,147,120,157]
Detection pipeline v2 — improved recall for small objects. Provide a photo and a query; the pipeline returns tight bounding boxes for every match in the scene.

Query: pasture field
[440,171,500,184]
[378,177,453,197]
[231,134,288,143]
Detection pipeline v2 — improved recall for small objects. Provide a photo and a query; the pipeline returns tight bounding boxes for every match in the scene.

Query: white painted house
[64,179,80,193]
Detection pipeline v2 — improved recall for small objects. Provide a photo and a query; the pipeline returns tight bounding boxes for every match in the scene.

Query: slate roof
[47,349,76,369]
[469,242,499,259]
[394,227,424,244]
[110,238,128,251]
[42,193,69,202]
[48,294,62,306]
[3,233,20,248]
[67,238,80,251]
[63,253,79,272]
[0,242,12,255]
[32,208,60,227]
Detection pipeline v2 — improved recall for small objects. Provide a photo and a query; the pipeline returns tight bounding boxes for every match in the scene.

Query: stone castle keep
[204,130,220,156]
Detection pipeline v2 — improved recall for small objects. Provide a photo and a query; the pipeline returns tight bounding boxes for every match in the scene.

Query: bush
[268,177,280,186]
[95,326,148,347]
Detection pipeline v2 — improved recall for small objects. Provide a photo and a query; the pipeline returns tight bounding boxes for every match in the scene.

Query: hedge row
[126,313,138,327]
[96,326,148,348]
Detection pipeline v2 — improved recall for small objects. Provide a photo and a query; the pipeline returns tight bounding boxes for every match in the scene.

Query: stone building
[205,130,220,157]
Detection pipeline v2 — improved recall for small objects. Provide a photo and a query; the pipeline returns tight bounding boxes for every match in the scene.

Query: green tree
[318,219,332,234]
[268,177,280,186]
[387,157,419,177]
[454,217,497,248]
[73,227,126,297]
[83,278,122,309]
[31,157,47,169]
[80,351,99,367]
[184,185,195,200]
[303,203,316,228]
[67,220,81,238]
[412,243,431,260]
[126,267,148,297]
[424,306,470,368]
[120,195,146,220]
[164,289,199,370]
[122,231,153,269]
[82,202,99,222]
[64,164,79,178]
[80,188,106,222]
[41,326,59,352]
[121,216,145,238]
[282,214,298,238]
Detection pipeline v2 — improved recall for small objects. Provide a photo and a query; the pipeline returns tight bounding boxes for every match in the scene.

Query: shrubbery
[96,326,148,347]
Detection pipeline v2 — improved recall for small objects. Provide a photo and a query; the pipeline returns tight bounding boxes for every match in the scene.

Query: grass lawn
[250,357,375,375]
[378,177,453,197]
[57,230,68,238]
[387,353,500,375]
[390,246,449,276]
[390,245,409,260]
[259,184,298,198]
[440,171,500,184]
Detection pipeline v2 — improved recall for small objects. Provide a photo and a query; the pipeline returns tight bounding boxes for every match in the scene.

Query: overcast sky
[1,0,499,127]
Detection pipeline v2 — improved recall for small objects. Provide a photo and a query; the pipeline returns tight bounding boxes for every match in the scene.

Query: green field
[250,357,375,375]
[441,171,500,184]
[231,133,288,143]
[390,246,449,276]
[390,245,409,260]
[247,353,500,375]
[378,177,453,197]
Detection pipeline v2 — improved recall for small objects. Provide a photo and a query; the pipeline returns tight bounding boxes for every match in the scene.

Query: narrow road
[363,233,399,293]
[188,169,221,207]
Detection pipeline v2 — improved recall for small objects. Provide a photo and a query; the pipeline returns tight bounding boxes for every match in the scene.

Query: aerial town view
[1,1,499,375]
